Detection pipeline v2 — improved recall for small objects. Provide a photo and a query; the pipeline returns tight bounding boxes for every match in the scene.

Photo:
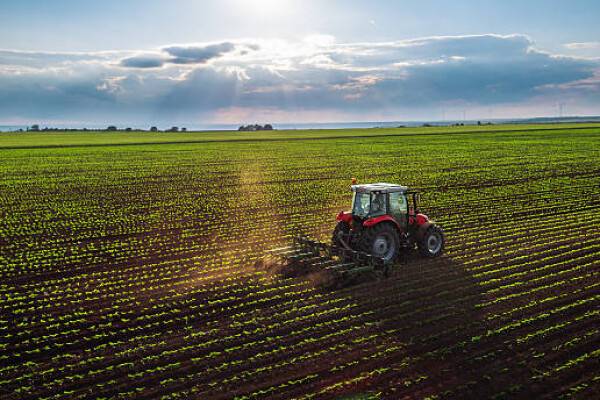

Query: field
[1,124,599,399]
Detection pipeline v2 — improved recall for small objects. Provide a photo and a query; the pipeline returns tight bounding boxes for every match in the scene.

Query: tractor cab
[348,183,423,231]
[334,182,444,263]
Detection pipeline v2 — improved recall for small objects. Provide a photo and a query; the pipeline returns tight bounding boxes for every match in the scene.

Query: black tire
[332,221,351,248]
[418,224,445,258]
[359,223,399,264]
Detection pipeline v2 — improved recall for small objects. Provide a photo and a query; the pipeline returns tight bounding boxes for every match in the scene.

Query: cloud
[323,34,535,70]
[158,67,243,112]
[0,66,116,120]
[0,49,113,69]
[0,34,599,124]
[562,41,600,59]
[163,42,236,64]
[117,41,252,69]
[564,42,600,50]
[120,54,166,69]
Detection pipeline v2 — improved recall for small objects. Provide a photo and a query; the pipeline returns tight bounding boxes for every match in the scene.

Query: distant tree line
[25,125,189,132]
[26,124,94,132]
[24,124,278,133]
[238,124,274,131]
[105,126,187,132]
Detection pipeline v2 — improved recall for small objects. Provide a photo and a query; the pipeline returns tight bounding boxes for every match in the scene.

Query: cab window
[352,192,370,217]
[389,192,407,214]
[389,192,408,226]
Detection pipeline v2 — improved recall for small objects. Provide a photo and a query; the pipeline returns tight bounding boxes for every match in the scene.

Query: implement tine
[266,235,388,282]
[295,236,323,257]
[353,250,366,266]
[343,247,355,262]
[331,245,340,258]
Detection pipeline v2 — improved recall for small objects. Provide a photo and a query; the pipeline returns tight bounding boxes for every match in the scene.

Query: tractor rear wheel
[418,224,445,258]
[360,223,399,264]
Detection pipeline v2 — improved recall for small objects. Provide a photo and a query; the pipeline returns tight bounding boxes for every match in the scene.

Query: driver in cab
[370,193,385,216]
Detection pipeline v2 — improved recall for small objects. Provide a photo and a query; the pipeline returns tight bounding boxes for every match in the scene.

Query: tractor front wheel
[361,223,399,264]
[418,224,445,258]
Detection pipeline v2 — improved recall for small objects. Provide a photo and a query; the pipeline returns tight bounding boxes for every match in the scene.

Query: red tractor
[267,182,445,285]
[332,182,445,263]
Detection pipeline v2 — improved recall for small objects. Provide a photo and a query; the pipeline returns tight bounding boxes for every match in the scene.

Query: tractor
[266,181,445,286]
[332,182,445,263]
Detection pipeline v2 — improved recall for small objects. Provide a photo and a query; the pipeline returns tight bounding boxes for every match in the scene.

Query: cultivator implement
[265,236,389,287]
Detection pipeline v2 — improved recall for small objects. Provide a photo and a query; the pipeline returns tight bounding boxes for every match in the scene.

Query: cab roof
[351,183,409,193]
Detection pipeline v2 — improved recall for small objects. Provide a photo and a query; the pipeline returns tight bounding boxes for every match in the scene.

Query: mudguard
[416,221,435,240]
[336,211,353,225]
[363,215,401,230]
[409,213,429,226]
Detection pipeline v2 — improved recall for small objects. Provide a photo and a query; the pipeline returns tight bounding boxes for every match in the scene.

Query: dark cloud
[117,42,244,69]
[164,42,236,64]
[359,52,596,107]
[0,70,115,120]
[120,54,165,69]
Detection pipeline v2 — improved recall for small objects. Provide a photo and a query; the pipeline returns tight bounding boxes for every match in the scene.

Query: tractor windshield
[352,192,370,218]
[352,191,386,218]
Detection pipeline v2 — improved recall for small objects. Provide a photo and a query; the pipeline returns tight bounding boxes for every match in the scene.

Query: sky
[1,0,599,126]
